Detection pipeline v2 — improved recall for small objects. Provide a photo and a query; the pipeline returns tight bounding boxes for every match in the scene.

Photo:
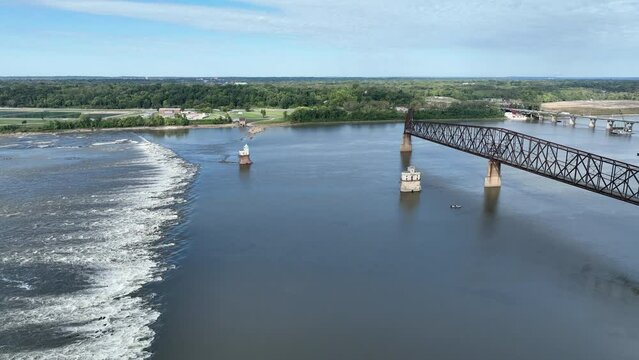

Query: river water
[0,120,638,359]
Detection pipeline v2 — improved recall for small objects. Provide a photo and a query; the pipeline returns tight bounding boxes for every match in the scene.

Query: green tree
[329,88,356,106]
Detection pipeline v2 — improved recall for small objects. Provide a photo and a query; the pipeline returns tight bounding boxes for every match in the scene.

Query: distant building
[158,108,181,117]
[182,110,207,120]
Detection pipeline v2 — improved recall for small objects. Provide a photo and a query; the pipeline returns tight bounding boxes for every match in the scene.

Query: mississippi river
[1,120,637,359]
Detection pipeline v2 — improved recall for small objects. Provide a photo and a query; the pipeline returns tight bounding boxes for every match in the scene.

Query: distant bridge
[503,107,637,133]
[400,111,639,206]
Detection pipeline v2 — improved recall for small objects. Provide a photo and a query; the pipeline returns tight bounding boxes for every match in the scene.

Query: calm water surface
[0,120,637,359]
[149,121,638,360]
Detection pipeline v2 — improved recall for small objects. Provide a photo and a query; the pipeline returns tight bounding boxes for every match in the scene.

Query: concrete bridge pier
[589,118,597,128]
[400,166,421,193]
[400,133,412,152]
[484,159,502,188]
[607,121,614,131]
[569,116,577,126]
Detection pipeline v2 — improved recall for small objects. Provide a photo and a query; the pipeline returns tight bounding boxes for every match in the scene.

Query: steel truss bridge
[404,118,639,206]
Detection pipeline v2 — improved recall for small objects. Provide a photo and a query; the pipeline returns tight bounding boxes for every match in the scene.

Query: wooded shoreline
[4,78,639,133]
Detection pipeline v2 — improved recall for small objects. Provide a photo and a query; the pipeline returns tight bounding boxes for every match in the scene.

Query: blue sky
[1,0,638,77]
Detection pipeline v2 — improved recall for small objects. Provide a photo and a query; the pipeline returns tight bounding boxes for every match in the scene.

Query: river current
[0,120,638,359]
[0,133,195,359]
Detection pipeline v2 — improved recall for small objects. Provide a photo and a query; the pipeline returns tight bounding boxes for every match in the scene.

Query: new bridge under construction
[503,107,637,133]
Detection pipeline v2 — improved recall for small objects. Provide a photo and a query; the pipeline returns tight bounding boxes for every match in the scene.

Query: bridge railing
[407,121,639,205]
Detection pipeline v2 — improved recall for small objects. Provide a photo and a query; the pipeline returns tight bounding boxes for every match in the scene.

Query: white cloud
[29,0,639,52]
[33,0,292,33]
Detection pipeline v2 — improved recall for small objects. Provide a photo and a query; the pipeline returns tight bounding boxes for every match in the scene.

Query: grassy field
[0,110,81,119]
[0,118,48,128]
[0,108,150,130]
[0,107,296,131]
[205,108,292,124]
[0,109,78,128]
[0,108,145,118]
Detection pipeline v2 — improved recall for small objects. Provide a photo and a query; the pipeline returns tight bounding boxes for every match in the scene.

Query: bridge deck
[406,121,639,205]
[503,108,639,124]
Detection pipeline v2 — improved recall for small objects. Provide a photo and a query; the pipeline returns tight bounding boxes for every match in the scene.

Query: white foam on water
[1,138,196,359]
[1,277,33,291]
[91,139,138,147]
[32,140,57,149]
[0,212,22,218]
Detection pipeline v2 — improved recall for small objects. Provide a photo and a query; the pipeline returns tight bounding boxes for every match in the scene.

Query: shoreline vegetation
[0,118,506,138]
[0,101,503,134]
[3,78,639,133]
[0,117,511,138]
[287,102,501,123]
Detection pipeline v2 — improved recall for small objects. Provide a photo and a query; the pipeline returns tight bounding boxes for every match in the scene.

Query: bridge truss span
[407,121,639,205]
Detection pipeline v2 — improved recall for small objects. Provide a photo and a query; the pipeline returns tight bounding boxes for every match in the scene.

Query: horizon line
[2,76,639,80]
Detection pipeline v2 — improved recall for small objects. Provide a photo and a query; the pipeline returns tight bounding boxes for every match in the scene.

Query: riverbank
[296,117,505,126]
[0,123,236,137]
[0,117,506,138]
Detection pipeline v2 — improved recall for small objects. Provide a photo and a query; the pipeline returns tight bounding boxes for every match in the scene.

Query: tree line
[289,101,501,123]
[3,79,639,111]
[44,113,192,130]
[2,78,639,132]
[0,113,233,132]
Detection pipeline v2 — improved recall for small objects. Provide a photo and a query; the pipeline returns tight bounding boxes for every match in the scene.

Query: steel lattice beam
[406,120,639,206]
